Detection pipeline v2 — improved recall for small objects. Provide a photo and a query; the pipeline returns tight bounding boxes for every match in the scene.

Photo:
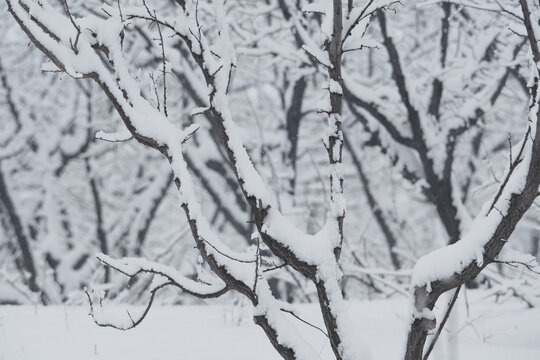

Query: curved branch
[96,253,229,298]
[85,281,172,330]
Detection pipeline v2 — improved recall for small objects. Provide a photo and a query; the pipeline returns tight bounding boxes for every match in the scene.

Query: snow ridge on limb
[95,129,133,143]
[309,3,356,358]
[116,2,337,276]
[405,2,540,359]
[5,1,324,359]
[96,253,228,297]
[5,1,385,359]
[291,1,396,359]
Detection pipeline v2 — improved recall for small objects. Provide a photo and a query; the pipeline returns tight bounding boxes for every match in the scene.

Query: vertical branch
[422,285,461,360]
[0,164,42,300]
[314,3,369,360]
[343,132,401,269]
[155,16,168,117]
[325,0,345,259]
[0,55,22,134]
[134,173,173,256]
[276,1,308,198]
[86,159,109,283]
[405,5,540,359]
[428,3,451,119]
[377,10,462,244]
[62,0,81,53]
[284,77,307,196]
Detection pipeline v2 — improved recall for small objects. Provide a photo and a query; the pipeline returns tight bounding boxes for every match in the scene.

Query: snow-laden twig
[96,253,229,297]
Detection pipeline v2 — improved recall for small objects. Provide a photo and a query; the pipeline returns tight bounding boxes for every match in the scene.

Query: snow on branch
[85,253,228,330]
[405,3,540,358]
[410,0,540,292]
[6,0,254,284]
[123,2,347,275]
[85,280,170,330]
[4,0,384,359]
[95,129,133,143]
[96,253,228,297]
[410,114,539,291]
[302,44,333,68]
[418,0,524,20]
[342,0,397,47]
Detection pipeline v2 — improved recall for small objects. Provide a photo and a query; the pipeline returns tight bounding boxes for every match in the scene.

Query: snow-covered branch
[404,3,540,359]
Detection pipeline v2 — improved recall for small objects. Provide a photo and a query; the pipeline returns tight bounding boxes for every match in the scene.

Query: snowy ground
[1,292,539,360]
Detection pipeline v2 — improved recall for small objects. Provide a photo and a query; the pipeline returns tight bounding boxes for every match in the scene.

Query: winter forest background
[1,0,540,359]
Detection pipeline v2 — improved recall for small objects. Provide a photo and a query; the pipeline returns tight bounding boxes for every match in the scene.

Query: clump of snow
[329,79,342,94]
[411,209,499,289]
[95,129,132,142]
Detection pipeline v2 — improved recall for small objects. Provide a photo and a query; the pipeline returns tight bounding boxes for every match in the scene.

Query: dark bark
[315,280,343,360]
[378,11,462,244]
[427,3,451,119]
[284,77,307,195]
[134,172,173,256]
[0,164,40,294]
[405,4,540,357]
[0,55,22,136]
[253,315,296,360]
[189,156,250,237]
[86,160,109,283]
[173,67,250,237]
[343,85,415,148]
[344,133,401,269]
[0,51,40,295]
[276,0,309,196]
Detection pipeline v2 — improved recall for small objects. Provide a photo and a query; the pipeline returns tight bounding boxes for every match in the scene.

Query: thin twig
[488,126,531,214]
[154,11,168,117]
[201,238,257,264]
[62,0,81,53]
[280,309,329,339]
[423,285,462,360]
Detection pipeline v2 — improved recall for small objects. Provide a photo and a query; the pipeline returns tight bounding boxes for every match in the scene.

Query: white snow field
[1,293,539,360]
